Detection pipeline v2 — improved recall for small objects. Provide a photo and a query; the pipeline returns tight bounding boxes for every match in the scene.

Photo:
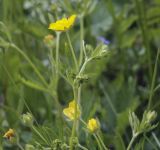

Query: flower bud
[146,110,157,123]
[70,137,78,148]
[25,144,35,150]
[61,143,68,150]
[22,112,33,127]
[91,44,109,59]
[43,34,55,48]
[86,44,93,54]
[99,45,109,57]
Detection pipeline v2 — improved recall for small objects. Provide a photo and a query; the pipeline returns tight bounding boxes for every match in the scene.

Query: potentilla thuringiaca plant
[1,12,110,149]
[0,1,159,149]
[47,14,110,150]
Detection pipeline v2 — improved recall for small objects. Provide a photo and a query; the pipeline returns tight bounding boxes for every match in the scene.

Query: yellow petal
[87,118,99,132]
[3,129,15,139]
[57,18,68,24]
[63,108,74,120]
[48,22,65,31]
[63,100,81,120]
[48,14,76,32]
[69,100,76,108]
[68,14,77,26]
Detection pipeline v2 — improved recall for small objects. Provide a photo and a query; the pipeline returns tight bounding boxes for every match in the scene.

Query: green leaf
[20,77,53,95]
[118,15,137,34]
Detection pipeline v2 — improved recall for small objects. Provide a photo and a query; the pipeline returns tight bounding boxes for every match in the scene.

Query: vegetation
[0,0,160,149]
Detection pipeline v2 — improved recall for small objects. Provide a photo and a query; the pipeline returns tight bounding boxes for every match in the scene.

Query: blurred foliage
[0,0,160,149]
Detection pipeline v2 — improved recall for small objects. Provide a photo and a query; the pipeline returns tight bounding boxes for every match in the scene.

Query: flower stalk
[94,134,103,150]
[127,133,139,150]
[96,133,108,150]
[66,32,79,71]
[69,84,79,150]
[79,15,84,66]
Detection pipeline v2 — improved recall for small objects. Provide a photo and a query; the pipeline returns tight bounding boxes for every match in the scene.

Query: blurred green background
[0,0,160,149]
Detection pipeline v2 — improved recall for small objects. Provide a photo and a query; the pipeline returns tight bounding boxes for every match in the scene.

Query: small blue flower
[97,36,110,45]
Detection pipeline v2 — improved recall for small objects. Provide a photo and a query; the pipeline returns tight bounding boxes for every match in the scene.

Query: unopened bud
[22,112,33,127]
[25,144,35,150]
[146,110,157,123]
[43,34,54,47]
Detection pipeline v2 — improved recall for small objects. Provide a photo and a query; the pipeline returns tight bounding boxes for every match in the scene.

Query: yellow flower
[48,14,77,32]
[3,129,15,140]
[87,118,99,132]
[63,100,81,120]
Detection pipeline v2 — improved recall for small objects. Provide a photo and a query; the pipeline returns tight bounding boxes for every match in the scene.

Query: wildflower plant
[48,11,110,150]
[0,0,160,150]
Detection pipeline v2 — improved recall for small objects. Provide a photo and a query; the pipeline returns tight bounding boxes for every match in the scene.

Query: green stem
[52,32,64,138]
[79,58,91,75]
[127,133,138,150]
[17,142,24,150]
[97,133,108,150]
[154,84,160,93]
[80,118,87,126]
[79,15,84,66]
[77,86,81,136]
[78,86,81,105]
[94,134,103,150]
[66,31,78,71]
[78,144,88,150]
[144,134,159,150]
[56,32,60,75]
[152,132,160,148]
[69,85,78,150]
[147,48,160,110]
[68,37,91,150]
[54,31,62,117]
[10,44,48,87]
[69,49,91,150]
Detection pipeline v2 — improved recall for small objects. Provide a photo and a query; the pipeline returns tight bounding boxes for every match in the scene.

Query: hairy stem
[94,134,103,150]
[127,133,138,150]
[97,133,108,150]
[69,85,78,150]
[17,143,24,150]
[79,15,84,66]
[56,32,60,76]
